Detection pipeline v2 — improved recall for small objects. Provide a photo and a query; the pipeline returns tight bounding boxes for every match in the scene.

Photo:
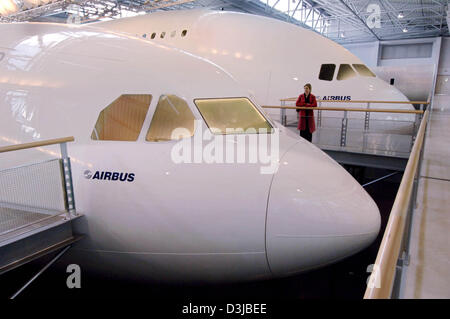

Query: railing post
[402,164,421,264]
[317,101,322,128]
[411,112,423,152]
[60,142,76,219]
[364,102,370,131]
[394,161,421,298]
[280,100,287,126]
[392,250,409,298]
[405,176,419,289]
[414,131,426,209]
[340,110,348,147]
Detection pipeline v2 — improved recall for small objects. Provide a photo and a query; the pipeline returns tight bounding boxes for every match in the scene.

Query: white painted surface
[377,38,441,68]
[345,37,441,102]
[438,37,450,75]
[344,41,379,67]
[0,22,380,282]
[94,9,416,123]
[374,64,435,102]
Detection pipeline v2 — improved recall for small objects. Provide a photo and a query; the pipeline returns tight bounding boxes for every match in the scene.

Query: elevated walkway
[402,95,450,298]
[0,137,83,296]
[360,77,449,298]
[265,99,427,171]
[0,213,82,275]
[288,124,411,170]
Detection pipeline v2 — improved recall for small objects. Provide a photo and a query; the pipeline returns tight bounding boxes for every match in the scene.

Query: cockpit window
[318,64,336,81]
[194,98,273,134]
[352,64,376,77]
[181,30,188,37]
[146,95,195,142]
[91,94,152,141]
[337,64,357,81]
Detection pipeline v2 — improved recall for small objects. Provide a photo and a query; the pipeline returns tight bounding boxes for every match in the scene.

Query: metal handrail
[280,98,430,104]
[262,106,424,114]
[364,109,429,299]
[268,98,428,148]
[0,137,75,153]
[0,136,76,218]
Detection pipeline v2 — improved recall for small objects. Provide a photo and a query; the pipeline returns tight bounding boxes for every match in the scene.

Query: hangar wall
[344,37,443,102]
[435,37,450,102]
[437,37,450,75]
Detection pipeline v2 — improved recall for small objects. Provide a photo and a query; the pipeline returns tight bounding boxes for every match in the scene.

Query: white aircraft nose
[266,141,381,276]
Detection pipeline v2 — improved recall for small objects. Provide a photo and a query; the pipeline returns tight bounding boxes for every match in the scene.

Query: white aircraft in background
[0,22,380,283]
[94,9,415,124]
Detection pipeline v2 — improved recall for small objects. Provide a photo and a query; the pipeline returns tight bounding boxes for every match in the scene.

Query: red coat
[296,93,317,133]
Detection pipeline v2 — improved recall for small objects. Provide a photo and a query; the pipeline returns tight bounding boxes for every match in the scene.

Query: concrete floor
[402,94,450,298]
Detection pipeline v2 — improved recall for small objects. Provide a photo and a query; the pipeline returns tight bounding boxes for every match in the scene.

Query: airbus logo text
[84,170,135,182]
[320,96,352,101]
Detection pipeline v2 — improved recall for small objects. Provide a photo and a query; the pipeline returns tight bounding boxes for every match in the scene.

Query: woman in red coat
[296,83,317,142]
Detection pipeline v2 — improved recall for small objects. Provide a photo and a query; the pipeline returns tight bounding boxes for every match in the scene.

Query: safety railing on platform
[0,137,76,237]
[363,107,430,299]
[263,99,428,157]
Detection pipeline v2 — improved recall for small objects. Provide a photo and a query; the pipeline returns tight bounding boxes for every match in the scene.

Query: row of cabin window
[91,94,273,142]
[319,63,375,81]
[142,29,188,40]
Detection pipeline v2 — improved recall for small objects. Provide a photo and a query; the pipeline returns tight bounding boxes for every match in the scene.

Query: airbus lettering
[320,95,352,101]
[84,170,135,182]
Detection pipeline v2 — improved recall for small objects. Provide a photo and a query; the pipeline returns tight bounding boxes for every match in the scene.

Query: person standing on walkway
[296,83,317,143]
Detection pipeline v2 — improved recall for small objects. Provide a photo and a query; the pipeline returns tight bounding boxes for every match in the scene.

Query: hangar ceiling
[0,0,448,43]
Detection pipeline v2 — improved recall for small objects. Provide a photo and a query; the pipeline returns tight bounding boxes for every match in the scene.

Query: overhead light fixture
[402,28,408,32]
[398,12,404,19]
[341,31,345,38]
